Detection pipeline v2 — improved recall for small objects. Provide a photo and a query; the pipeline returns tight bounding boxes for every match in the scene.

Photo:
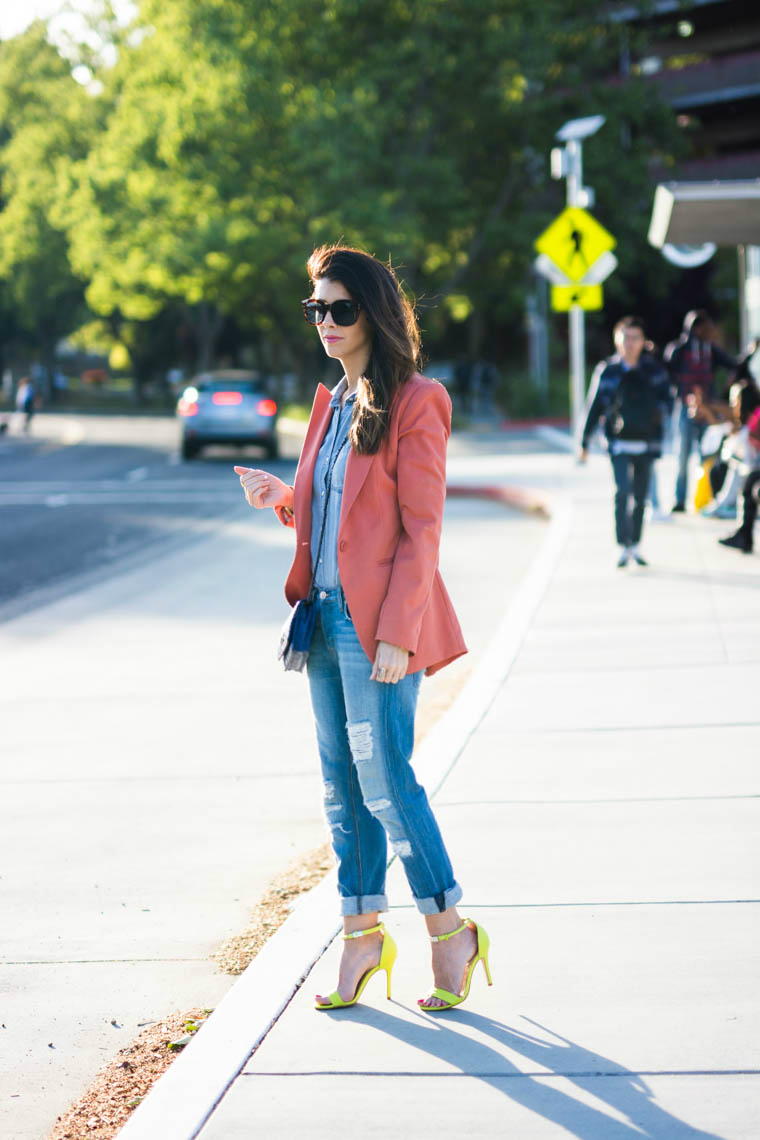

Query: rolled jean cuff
[413,881,463,916]
[339,893,388,917]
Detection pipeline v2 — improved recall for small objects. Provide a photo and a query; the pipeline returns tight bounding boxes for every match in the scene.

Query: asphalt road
[0,416,300,620]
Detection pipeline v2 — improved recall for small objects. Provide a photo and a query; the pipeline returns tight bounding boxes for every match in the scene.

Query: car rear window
[198,380,262,394]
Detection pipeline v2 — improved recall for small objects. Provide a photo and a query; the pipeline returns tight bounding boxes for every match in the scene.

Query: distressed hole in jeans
[324,781,338,802]
[347,720,373,763]
[391,838,413,859]
[365,798,392,815]
[329,821,352,836]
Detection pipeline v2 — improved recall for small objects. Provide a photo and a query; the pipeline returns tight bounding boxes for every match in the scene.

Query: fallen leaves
[213,843,333,975]
[49,1008,210,1140]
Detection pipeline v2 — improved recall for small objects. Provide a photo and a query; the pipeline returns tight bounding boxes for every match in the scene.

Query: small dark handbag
[278,431,348,672]
[278,597,318,672]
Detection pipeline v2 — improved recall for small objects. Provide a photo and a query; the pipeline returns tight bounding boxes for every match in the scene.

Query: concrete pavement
[120,446,759,1140]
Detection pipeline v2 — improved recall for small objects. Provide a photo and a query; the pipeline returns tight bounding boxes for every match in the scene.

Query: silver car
[177,370,279,460]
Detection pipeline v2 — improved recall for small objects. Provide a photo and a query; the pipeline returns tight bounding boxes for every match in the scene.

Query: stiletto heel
[418,918,493,1012]
[315,922,397,1011]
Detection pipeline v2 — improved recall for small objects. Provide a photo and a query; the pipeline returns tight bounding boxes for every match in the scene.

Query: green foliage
[0,23,92,370]
[0,1,687,391]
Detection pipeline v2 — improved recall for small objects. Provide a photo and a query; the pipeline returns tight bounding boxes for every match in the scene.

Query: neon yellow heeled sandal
[314,922,397,1011]
[418,918,492,1012]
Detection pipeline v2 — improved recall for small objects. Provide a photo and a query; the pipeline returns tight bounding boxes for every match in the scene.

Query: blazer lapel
[293,384,333,543]
[340,448,373,527]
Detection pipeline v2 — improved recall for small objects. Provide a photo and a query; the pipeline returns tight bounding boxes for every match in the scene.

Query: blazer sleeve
[375,383,450,655]
[274,492,295,528]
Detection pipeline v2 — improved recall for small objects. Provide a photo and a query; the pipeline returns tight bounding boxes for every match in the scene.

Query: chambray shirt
[310,379,356,590]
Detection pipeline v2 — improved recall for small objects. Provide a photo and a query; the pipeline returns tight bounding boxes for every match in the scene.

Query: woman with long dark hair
[235,245,491,1012]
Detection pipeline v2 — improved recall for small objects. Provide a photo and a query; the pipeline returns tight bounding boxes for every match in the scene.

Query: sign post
[535,115,610,447]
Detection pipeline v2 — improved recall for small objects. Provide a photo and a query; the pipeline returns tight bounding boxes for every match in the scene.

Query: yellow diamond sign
[536,207,616,283]
[551,283,603,312]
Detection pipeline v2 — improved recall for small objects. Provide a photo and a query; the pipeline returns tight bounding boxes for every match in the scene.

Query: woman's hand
[370,641,410,684]
[234,466,293,511]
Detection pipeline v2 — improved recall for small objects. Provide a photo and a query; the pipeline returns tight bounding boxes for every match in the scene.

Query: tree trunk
[194,302,223,372]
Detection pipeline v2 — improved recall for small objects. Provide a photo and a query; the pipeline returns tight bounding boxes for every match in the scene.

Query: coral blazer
[275,372,467,676]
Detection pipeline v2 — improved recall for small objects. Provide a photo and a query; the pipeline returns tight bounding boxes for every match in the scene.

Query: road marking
[0,479,241,490]
[2,491,243,506]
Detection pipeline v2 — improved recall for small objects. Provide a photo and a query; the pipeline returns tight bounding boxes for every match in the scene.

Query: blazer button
[339,540,346,551]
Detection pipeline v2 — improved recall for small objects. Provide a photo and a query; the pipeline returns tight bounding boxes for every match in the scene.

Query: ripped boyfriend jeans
[306,587,463,917]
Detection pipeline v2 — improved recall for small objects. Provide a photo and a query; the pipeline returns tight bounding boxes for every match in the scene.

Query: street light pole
[552,115,605,447]
[565,139,586,448]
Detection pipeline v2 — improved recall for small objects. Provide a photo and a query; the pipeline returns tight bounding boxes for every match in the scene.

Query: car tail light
[178,398,199,416]
[212,391,243,406]
[257,398,277,417]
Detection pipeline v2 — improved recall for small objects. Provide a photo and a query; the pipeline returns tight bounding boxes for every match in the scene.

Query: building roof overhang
[648,179,760,247]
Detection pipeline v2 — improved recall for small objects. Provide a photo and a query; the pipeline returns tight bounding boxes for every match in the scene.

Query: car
[176,370,279,460]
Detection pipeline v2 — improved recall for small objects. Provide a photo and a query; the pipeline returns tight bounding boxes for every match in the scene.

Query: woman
[234,245,491,1012]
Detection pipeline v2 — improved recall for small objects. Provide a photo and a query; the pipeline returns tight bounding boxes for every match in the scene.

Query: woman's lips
[323,335,342,343]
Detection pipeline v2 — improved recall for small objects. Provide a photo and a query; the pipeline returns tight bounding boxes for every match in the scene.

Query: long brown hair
[306,244,421,455]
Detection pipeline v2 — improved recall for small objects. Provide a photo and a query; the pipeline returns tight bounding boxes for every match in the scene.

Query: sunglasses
[301,298,362,327]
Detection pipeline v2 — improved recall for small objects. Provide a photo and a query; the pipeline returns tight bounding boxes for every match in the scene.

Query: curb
[446,482,552,519]
[535,424,574,453]
[116,481,572,1140]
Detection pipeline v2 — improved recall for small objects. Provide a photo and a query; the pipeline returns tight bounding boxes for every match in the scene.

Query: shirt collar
[329,376,357,409]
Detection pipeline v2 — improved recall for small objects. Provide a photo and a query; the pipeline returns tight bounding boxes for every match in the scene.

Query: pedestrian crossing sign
[536,207,616,283]
[551,283,604,311]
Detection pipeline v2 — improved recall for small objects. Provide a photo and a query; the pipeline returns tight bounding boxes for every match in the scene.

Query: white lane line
[1,492,243,506]
[0,479,254,491]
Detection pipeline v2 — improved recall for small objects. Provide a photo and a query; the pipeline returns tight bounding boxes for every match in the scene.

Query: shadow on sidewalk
[315,1005,724,1139]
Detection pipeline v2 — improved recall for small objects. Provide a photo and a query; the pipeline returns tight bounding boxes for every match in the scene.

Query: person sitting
[702,380,760,519]
[718,402,760,554]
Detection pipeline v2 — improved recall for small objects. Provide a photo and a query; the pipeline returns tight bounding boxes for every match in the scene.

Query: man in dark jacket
[580,315,671,567]
[665,310,736,512]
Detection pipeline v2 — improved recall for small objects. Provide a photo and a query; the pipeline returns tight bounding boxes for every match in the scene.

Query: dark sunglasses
[301,298,362,327]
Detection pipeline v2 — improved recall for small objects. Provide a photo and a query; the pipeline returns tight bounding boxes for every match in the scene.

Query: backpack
[608,370,661,441]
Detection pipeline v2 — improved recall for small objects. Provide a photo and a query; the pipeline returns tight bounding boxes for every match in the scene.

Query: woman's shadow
[329,1004,727,1139]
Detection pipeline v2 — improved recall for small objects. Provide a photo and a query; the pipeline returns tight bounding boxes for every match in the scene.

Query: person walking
[580,315,670,567]
[234,245,492,1013]
[665,310,736,512]
[15,376,36,432]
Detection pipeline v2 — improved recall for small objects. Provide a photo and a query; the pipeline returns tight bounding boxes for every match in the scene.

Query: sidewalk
[120,450,759,1140]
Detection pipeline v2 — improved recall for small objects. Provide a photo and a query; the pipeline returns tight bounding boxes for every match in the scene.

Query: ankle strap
[430,919,471,943]
[343,922,384,940]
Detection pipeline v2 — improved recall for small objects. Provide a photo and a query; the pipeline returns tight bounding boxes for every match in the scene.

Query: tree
[55,0,684,388]
[0,23,98,394]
